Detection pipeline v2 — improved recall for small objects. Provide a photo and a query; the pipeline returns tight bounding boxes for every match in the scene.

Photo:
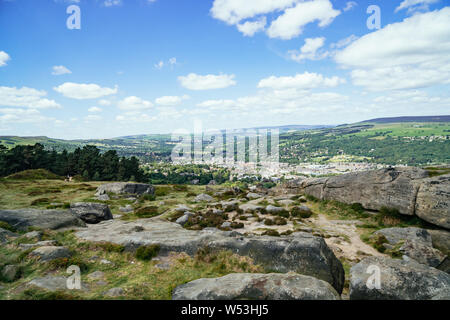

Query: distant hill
[362,115,450,124]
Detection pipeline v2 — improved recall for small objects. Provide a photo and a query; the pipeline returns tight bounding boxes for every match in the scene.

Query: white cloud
[84,115,102,121]
[178,73,236,90]
[288,37,328,62]
[155,95,190,106]
[0,86,61,109]
[0,51,10,67]
[335,7,450,91]
[395,0,440,13]
[343,1,357,12]
[104,0,121,7]
[237,17,266,36]
[267,0,340,40]
[0,108,54,124]
[155,57,177,70]
[117,96,153,111]
[330,34,359,49]
[210,0,298,25]
[155,61,164,70]
[257,72,346,90]
[54,82,118,99]
[52,65,72,75]
[98,99,112,106]
[88,106,102,113]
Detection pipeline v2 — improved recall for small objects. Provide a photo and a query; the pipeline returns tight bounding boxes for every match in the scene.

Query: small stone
[100,259,113,265]
[88,271,105,280]
[22,231,43,241]
[221,222,231,228]
[1,265,19,282]
[247,192,263,200]
[194,194,215,203]
[97,194,110,201]
[104,287,125,297]
[119,205,133,213]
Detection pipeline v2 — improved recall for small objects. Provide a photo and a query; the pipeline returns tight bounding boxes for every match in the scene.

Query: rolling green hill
[1,118,449,166]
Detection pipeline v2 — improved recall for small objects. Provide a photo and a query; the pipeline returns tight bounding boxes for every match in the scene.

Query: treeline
[0,143,145,182]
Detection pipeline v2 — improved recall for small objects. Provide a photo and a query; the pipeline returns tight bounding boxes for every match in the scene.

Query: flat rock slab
[96,182,155,196]
[374,227,433,246]
[172,273,340,300]
[27,276,88,292]
[350,256,450,300]
[0,209,86,231]
[75,218,345,293]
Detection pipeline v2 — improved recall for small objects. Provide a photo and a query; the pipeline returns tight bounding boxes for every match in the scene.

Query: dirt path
[310,214,385,261]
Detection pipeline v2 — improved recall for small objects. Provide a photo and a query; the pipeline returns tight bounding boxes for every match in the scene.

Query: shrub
[154,186,171,197]
[291,206,313,219]
[264,219,274,226]
[0,221,16,232]
[136,245,160,261]
[98,242,125,253]
[135,206,159,218]
[30,198,51,206]
[5,169,63,181]
[273,217,287,225]
[350,203,365,214]
[139,194,156,202]
[230,222,244,229]
[172,185,188,192]
[262,230,280,237]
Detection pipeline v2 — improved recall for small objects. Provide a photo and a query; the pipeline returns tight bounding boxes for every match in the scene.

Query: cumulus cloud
[210,0,297,25]
[178,73,236,90]
[210,0,340,39]
[118,96,153,111]
[98,99,112,106]
[395,0,440,13]
[266,0,340,40]
[88,106,102,113]
[0,51,10,67]
[237,17,267,36]
[0,86,61,109]
[52,65,72,75]
[288,37,328,62]
[54,82,118,99]
[335,7,450,91]
[155,95,190,106]
[257,72,346,90]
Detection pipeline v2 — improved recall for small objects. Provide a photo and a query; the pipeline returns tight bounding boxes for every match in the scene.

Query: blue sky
[0,0,449,139]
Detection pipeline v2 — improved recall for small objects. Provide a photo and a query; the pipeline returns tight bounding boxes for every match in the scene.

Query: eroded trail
[310,214,385,261]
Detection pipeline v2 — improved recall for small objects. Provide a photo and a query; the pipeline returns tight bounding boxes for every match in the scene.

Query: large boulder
[429,229,450,256]
[172,273,340,300]
[30,246,72,262]
[350,256,450,300]
[0,209,85,231]
[95,182,154,196]
[372,227,446,268]
[373,227,432,247]
[415,174,450,230]
[75,218,345,293]
[398,239,446,268]
[70,203,113,224]
[301,167,428,215]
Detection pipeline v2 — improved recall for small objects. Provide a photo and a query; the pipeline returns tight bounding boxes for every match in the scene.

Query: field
[1,121,449,166]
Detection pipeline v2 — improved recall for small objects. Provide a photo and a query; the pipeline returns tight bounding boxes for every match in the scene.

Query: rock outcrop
[172,273,340,300]
[0,209,86,231]
[75,218,345,293]
[297,167,450,229]
[350,256,450,300]
[70,203,113,224]
[95,182,154,197]
[415,174,450,229]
